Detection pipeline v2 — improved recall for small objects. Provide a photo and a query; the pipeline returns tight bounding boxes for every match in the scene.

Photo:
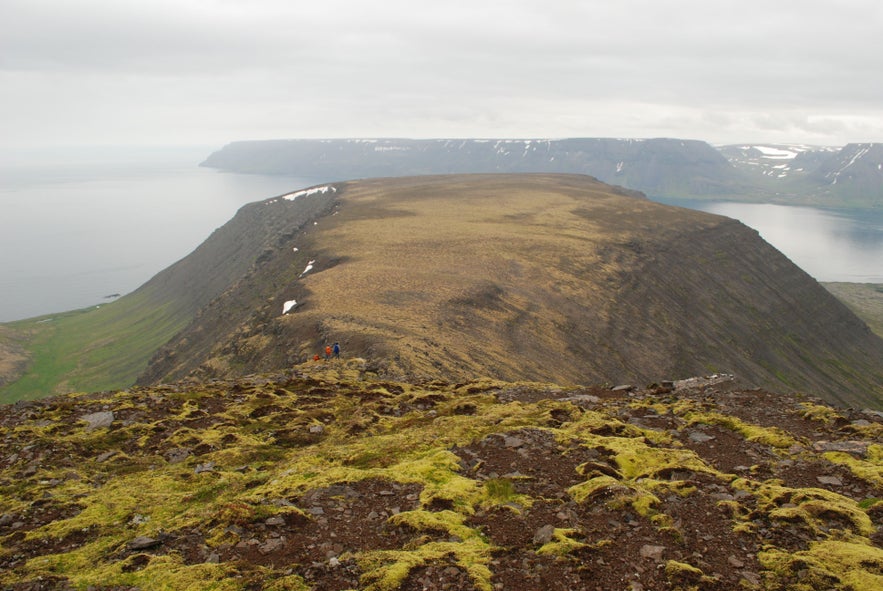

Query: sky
[2,0,883,152]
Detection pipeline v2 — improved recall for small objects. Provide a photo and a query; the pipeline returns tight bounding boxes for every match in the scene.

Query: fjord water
[657,199,883,285]
[1,150,881,322]
[0,147,319,322]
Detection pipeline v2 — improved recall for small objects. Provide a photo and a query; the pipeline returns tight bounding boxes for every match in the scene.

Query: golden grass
[283,174,719,385]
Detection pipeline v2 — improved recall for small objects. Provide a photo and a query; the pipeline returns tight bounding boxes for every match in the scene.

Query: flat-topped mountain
[201,138,741,200]
[138,174,883,409]
[201,138,883,208]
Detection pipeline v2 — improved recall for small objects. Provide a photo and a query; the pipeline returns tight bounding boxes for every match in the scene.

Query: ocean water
[2,150,881,322]
[657,198,883,285]
[0,147,321,322]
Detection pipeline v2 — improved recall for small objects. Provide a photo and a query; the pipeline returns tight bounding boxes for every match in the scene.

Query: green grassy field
[0,287,188,404]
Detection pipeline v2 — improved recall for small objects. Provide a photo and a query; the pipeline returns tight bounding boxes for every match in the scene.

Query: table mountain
[136,174,883,409]
[201,138,883,208]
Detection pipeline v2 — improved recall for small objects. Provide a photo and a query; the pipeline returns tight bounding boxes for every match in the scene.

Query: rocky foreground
[1,361,881,590]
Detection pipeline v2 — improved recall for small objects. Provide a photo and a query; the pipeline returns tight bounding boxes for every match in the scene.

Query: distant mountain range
[201,138,883,209]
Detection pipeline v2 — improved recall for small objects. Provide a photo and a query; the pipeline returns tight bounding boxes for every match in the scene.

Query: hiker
[325,345,332,360]
[313,353,320,362]
[332,342,340,359]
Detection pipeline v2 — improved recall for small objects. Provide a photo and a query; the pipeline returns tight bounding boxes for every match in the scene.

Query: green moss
[823,445,883,488]
[5,369,882,590]
[567,474,672,528]
[611,442,714,480]
[482,478,518,504]
[798,401,844,424]
[535,528,587,556]
[568,475,627,504]
[858,498,881,510]
[731,478,874,537]
[77,555,247,590]
[664,559,705,578]
[664,559,717,588]
[356,539,493,591]
[681,410,798,449]
[388,509,484,544]
[262,573,311,591]
[759,539,883,591]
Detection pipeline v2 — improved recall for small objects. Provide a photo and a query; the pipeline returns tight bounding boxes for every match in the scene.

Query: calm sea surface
[1,151,881,322]
[656,198,883,285]
[0,147,320,322]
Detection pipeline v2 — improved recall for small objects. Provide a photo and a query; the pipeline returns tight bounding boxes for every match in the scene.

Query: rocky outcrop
[1,364,881,590]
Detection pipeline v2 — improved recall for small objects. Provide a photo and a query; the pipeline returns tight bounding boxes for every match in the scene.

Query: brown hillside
[138,174,883,408]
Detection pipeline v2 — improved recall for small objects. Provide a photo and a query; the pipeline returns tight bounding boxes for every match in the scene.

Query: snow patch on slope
[282,185,337,201]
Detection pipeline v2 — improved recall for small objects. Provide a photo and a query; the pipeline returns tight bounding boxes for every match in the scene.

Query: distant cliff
[202,138,883,208]
[201,138,743,199]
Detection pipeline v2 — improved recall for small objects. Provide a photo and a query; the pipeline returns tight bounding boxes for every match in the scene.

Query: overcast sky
[2,0,882,152]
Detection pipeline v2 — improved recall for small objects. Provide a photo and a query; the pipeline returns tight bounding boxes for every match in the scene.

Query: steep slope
[824,283,883,338]
[138,174,883,409]
[1,366,882,590]
[130,186,338,320]
[0,189,338,402]
[201,138,742,199]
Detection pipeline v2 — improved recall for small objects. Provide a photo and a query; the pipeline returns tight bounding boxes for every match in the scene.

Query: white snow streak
[283,185,337,201]
[282,300,297,314]
[829,144,871,185]
[752,146,799,159]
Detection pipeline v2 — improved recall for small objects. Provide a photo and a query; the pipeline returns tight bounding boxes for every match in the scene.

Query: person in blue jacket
[332,342,340,359]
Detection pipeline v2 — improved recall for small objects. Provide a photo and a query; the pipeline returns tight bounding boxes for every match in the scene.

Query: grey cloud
[1,0,882,148]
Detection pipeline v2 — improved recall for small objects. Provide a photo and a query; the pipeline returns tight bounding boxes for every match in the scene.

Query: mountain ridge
[136,174,883,409]
[2,173,880,409]
[2,171,882,591]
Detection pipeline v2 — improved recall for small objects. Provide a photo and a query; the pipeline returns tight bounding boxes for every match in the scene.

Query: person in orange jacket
[325,345,332,360]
